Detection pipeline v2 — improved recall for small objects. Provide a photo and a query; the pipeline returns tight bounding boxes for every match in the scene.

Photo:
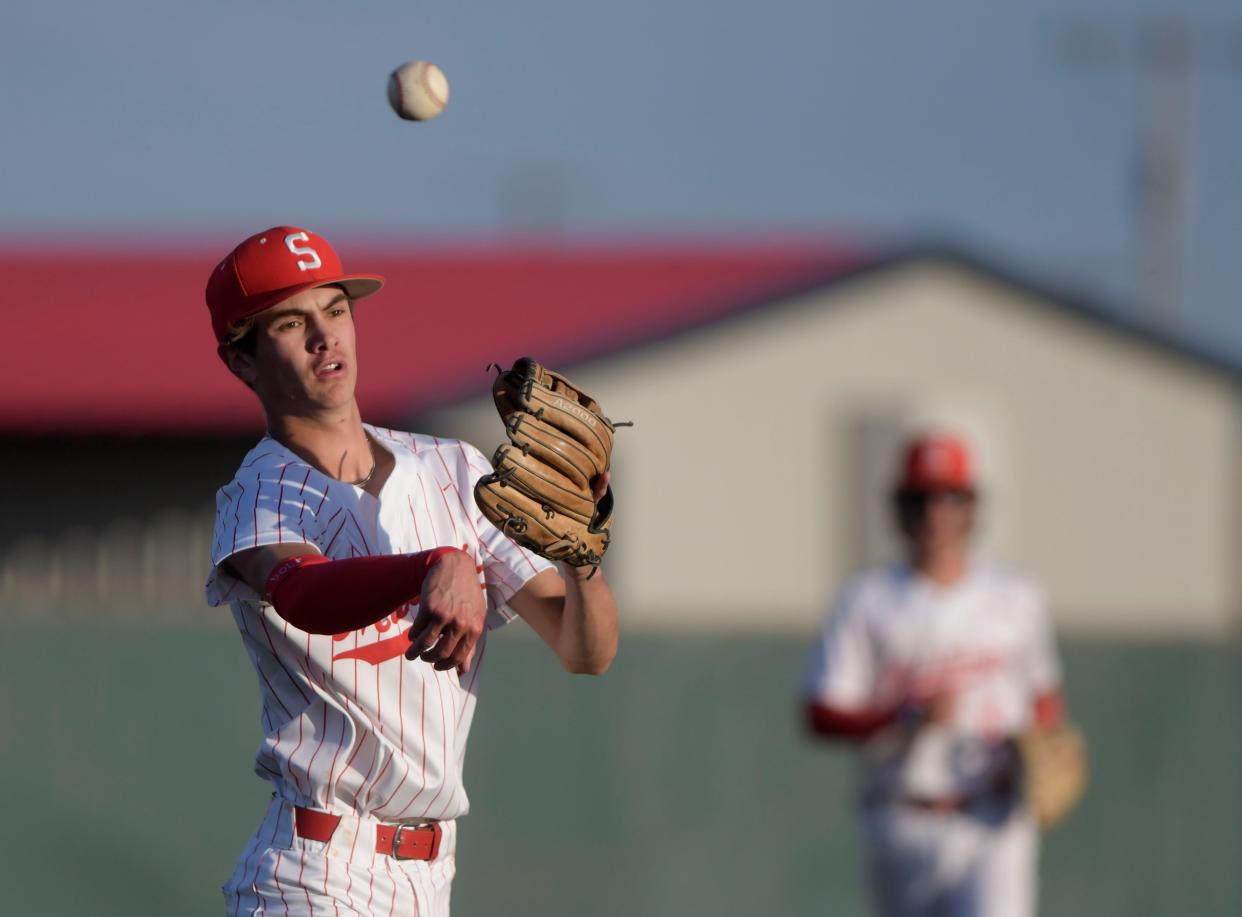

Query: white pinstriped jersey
[803,562,1061,801]
[206,424,553,822]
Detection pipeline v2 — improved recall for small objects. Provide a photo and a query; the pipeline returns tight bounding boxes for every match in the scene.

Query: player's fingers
[405,612,445,659]
[426,629,463,669]
[405,631,441,661]
[457,639,479,676]
[444,624,482,674]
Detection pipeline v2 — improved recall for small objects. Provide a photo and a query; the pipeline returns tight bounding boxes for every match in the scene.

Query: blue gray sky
[5,0,1240,354]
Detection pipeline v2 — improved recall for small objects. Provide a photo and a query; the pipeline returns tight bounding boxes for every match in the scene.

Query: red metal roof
[7,238,861,435]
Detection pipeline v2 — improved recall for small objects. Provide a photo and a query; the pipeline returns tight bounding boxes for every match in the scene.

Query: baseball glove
[474,358,623,568]
[1018,722,1088,830]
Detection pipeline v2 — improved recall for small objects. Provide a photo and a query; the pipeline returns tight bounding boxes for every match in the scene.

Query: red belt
[902,795,969,814]
[294,807,442,861]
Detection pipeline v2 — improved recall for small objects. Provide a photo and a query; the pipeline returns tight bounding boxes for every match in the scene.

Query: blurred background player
[801,432,1068,917]
[204,226,619,916]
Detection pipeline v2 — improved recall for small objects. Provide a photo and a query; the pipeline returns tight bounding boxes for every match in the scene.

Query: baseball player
[801,433,1067,917]
[203,226,619,916]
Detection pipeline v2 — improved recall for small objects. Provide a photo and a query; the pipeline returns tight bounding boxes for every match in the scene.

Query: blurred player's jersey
[803,562,1061,802]
[206,425,552,821]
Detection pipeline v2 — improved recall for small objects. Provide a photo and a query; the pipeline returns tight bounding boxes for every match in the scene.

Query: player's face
[247,285,359,414]
[896,489,977,553]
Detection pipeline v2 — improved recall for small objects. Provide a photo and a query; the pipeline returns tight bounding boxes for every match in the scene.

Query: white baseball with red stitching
[388,61,450,121]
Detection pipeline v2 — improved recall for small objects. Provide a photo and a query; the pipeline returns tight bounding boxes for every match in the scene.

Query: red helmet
[897,432,975,492]
[206,226,384,342]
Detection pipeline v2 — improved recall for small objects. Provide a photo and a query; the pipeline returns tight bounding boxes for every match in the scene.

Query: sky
[4,0,1241,356]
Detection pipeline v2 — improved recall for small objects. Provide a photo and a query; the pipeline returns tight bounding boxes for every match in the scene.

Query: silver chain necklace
[350,436,379,489]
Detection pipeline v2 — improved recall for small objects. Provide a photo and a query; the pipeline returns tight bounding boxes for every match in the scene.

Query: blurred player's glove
[474,358,624,568]
[1018,723,1088,830]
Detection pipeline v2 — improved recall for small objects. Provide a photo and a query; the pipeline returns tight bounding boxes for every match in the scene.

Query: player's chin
[307,370,356,400]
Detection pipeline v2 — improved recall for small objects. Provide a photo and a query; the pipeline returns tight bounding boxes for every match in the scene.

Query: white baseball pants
[862,802,1037,917]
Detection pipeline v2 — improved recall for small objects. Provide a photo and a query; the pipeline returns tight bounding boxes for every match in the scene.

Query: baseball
[387,61,450,122]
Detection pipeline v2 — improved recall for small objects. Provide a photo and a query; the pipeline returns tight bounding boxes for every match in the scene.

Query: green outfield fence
[1,621,1238,916]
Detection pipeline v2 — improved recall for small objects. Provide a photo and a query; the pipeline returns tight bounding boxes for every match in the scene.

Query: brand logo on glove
[554,397,596,427]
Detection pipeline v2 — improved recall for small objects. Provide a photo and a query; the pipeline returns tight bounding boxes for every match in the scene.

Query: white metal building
[426,248,1242,638]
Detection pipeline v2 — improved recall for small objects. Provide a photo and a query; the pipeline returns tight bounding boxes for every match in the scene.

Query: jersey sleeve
[1023,583,1063,696]
[205,464,325,607]
[802,579,885,710]
[456,441,556,627]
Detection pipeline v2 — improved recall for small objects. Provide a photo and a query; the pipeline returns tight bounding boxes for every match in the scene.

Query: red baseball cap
[205,226,385,342]
[898,433,976,492]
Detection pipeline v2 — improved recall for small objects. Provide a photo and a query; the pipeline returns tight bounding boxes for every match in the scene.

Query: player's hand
[900,689,955,730]
[898,673,957,731]
[559,472,613,585]
[924,691,956,725]
[405,549,487,673]
[590,471,610,504]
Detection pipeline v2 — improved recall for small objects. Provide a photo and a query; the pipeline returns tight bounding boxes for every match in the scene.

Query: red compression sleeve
[264,548,464,635]
[804,700,900,741]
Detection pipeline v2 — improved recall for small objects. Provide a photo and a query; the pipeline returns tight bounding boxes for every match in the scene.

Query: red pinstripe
[358,659,393,807]
[436,482,461,543]
[241,447,284,469]
[230,479,244,555]
[365,842,379,914]
[275,464,289,544]
[446,464,531,592]
[323,851,339,917]
[398,489,430,793]
[455,440,543,576]
[258,614,312,707]
[303,698,332,802]
[273,852,291,914]
[342,811,362,913]
[296,847,313,914]
[430,440,462,544]
[286,714,307,798]
[246,803,283,914]
[397,648,406,755]
[374,649,383,734]
[343,507,376,555]
[297,467,312,528]
[240,613,290,723]
[322,517,349,556]
[252,470,261,547]
[415,475,445,547]
[355,666,387,805]
[442,667,463,734]
[361,748,397,811]
[215,487,238,560]
[401,868,423,917]
[420,672,450,819]
[369,742,417,813]
[386,864,399,917]
[351,626,359,704]
[392,681,428,819]
[347,737,382,821]
[458,638,486,726]
[322,712,349,811]
[230,802,267,914]
[406,494,427,551]
[339,726,369,786]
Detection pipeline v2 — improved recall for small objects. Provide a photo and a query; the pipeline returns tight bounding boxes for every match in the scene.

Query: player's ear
[218,343,258,387]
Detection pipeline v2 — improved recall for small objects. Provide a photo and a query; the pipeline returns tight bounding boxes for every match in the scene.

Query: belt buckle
[390,822,441,860]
